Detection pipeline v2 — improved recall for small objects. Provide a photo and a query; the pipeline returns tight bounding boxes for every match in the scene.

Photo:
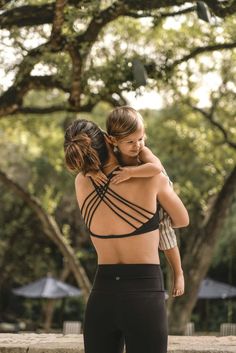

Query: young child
[88,106,185,297]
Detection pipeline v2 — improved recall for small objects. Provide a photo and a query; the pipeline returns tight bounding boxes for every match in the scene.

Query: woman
[64,118,189,353]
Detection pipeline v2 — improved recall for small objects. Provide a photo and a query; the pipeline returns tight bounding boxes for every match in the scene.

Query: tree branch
[0,75,69,117]
[0,0,86,29]
[67,46,82,109]
[77,1,128,47]
[1,1,236,30]
[4,90,126,116]
[124,0,186,11]
[0,4,54,28]
[50,0,68,47]
[171,41,236,70]
[125,0,236,18]
[124,6,195,20]
[0,0,11,9]
[189,104,236,150]
[204,0,236,18]
[146,41,236,81]
[1,2,236,117]
[1,39,236,117]
[17,102,96,115]
[0,1,184,29]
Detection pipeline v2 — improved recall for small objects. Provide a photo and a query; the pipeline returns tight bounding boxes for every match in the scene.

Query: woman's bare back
[75,171,161,264]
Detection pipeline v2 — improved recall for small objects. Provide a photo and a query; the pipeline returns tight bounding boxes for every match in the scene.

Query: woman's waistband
[92,263,165,292]
[96,263,162,278]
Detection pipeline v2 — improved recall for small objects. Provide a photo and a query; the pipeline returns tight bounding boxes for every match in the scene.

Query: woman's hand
[86,170,108,186]
[110,167,132,184]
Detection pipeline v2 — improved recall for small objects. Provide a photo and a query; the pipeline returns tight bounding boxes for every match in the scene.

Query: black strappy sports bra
[80,167,160,239]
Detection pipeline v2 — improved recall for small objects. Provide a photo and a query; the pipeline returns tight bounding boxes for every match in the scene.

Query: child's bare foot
[172,272,185,297]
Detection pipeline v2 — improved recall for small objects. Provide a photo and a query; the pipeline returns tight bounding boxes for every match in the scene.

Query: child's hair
[106,106,144,139]
[64,119,108,174]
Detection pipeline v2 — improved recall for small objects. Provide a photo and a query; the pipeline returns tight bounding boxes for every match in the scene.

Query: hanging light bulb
[196,1,211,23]
[132,58,148,87]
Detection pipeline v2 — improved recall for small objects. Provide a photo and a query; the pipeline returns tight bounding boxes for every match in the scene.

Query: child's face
[115,125,145,158]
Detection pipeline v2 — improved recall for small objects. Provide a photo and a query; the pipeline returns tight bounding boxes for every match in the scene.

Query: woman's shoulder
[74,172,92,203]
[75,172,88,189]
[150,170,169,182]
[149,171,170,192]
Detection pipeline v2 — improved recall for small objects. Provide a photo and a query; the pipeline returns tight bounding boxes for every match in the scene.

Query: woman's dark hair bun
[64,119,108,174]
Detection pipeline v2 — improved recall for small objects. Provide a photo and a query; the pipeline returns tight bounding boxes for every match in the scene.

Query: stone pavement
[0,333,236,353]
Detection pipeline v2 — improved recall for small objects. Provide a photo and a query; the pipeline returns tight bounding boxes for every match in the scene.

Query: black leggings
[83,264,168,353]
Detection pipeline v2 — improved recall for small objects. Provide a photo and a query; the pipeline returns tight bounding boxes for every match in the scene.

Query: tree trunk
[168,167,236,334]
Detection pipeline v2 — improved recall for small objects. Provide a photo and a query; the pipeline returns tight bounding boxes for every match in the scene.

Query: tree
[0,169,91,300]
[144,102,236,332]
[0,0,236,116]
[0,0,236,333]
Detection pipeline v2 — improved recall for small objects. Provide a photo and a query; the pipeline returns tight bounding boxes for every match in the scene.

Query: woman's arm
[156,173,189,228]
[110,146,163,184]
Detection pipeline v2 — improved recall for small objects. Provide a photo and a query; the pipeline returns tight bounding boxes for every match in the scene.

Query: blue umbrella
[12,276,82,299]
[198,278,236,299]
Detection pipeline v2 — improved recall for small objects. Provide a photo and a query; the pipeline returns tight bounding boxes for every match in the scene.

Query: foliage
[0,0,236,331]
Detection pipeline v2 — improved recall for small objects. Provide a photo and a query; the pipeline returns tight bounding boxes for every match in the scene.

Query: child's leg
[164,246,185,297]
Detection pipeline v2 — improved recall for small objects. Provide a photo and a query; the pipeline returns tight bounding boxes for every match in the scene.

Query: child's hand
[86,170,108,186]
[172,272,185,297]
[110,167,132,184]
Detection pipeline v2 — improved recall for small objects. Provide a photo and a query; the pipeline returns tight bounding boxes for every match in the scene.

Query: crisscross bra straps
[80,167,160,239]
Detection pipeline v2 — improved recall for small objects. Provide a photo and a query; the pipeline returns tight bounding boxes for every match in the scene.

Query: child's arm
[110,146,163,184]
[138,146,163,171]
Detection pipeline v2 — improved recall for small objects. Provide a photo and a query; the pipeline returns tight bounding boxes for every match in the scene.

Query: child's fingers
[99,175,108,183]
[97,181,106,187]
[111,177,121,184]
[110,177,119,184]
[113,177,126,184]
[112,179,121,184]
[112,170,122,175]
[96,173,108,182]
[93,177,106,186]
[94,180,101,186]
[113,179,123,184]
[99,178,108,185]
